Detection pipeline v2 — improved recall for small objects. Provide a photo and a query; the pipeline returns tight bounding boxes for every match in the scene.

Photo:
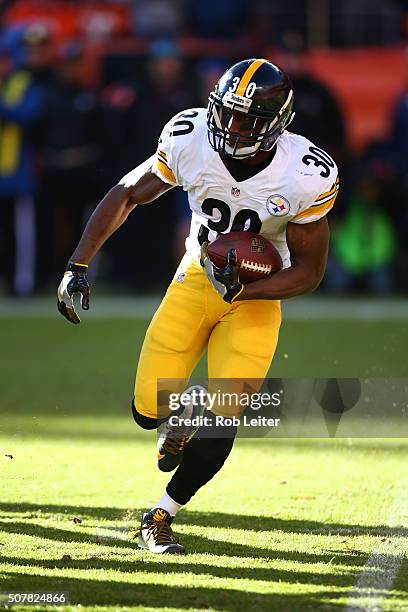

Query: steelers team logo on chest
[266,194,291,217]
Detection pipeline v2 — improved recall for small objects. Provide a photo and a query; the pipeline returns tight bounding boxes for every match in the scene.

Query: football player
[57,59,339,554]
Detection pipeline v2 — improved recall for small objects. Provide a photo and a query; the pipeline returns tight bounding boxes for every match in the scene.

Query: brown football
[207,231,282,283]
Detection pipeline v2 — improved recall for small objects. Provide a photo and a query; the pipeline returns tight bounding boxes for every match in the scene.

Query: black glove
[57,261,90,324]
[200,242,244,303]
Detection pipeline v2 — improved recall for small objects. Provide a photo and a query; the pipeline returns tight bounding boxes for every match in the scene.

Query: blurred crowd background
[0,0,408,297]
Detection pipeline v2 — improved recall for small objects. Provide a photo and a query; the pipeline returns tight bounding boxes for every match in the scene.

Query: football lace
[240,259,272,274]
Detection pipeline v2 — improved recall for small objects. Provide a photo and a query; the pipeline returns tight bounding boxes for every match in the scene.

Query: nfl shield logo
[250,237,265,253]
[266,194,290,217]
[231,187,240,197]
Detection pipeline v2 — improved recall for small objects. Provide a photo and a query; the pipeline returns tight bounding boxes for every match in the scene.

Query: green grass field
[1,305,408,611]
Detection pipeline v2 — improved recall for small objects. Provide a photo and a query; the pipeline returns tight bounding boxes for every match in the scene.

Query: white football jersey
[128,107,339,270]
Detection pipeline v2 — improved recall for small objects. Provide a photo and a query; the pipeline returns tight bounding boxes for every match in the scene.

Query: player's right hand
[57,262,90,324]
[200,242,244,303]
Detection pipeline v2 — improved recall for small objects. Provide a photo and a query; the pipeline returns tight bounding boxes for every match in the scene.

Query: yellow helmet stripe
[236,58,266,96]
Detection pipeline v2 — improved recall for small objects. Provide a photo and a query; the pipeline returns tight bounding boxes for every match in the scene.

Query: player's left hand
[57,262,90,324]
[200,242,244,303]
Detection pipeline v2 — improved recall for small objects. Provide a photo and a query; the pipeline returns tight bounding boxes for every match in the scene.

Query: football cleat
[132,508,185,554]
[157,385,207,472]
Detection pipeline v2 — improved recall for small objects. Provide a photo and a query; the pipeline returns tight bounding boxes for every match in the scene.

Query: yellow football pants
[134,259,281,418]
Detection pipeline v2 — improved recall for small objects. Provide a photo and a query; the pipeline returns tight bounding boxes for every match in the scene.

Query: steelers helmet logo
[266,194,290,217]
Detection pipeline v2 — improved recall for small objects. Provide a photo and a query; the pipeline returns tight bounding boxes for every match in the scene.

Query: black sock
[166,411,237,505]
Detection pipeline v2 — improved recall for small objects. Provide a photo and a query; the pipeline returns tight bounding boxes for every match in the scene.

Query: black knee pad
[131,399,160,430]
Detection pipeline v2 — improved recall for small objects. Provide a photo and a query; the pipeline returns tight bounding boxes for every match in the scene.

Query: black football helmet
[207,58,294,159]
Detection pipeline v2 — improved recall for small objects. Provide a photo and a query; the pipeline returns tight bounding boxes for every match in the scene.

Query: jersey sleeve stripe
[156,159,177,184]
[315,177,339,202]
[294,192,338,221]
[158,150,167,160]
[157,151,169,166]
[236,59,266,96]
[312,185,339,206]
